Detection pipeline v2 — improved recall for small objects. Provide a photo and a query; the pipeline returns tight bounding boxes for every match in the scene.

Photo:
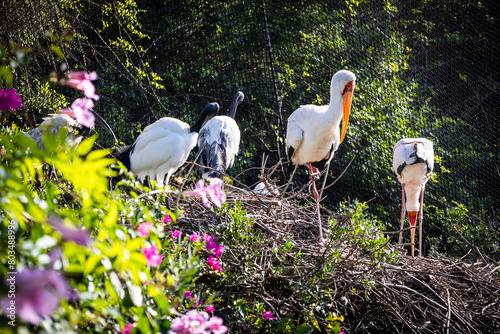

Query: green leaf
[297,323,314,334]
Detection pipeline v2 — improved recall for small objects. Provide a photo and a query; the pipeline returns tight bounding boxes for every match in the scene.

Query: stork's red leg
[418,187,424,257]
[308,162,324,244]
[398,183,405,247]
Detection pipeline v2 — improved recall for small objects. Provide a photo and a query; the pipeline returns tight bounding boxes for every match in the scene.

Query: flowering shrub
[0,89,23,111]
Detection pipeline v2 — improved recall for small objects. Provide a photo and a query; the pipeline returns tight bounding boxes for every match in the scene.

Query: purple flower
[205,305,215,313]
[0,89,23,111]
[137,222,154,237]
[184,290,192,298]
[207,256,223,272]
[206,240,217,251]
[141,245,164,267]
[190,233,201,242]
[164,214,172,224]
[262,311,276,320]
[122,323,134,334]
[60,97,95,128]
[171,230,182,239]
[48,216,91,246]
[1,268,71,325]
[66,71,99,100]
[187,178,226,208]
[212,245,225,258]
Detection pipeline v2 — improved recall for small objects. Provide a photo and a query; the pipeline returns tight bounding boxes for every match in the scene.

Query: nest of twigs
[169,161,500,333]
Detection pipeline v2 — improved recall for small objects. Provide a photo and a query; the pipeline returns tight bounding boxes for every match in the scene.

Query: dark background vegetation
[1,0,499,260]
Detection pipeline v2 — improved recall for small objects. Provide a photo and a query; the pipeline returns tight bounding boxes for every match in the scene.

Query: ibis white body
[196,92,244,178]
[130,117,198,184]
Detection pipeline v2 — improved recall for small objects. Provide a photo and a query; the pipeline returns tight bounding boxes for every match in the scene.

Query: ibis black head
[226,91,244,119]
[190,102,219,133]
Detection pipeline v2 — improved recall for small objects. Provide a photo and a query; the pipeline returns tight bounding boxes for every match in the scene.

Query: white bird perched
[114,102,219,190]
[286,69,356,244]
[393,138,434,256]
[195,91,244,178]
[25,111,116,149]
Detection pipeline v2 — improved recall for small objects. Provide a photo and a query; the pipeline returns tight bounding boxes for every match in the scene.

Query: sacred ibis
[286,69,356,244]
[113,102,219,189]
[393,138,434,256]
[195,91,244,178]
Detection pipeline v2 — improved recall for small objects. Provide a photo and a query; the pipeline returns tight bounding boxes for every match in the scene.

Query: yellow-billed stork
[393,138,434,256]
[286,69,356,244]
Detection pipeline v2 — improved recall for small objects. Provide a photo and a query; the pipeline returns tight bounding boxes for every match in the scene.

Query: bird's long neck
[190,103,218,133]
[227,94,243,119]
[190,114,208,133]
[404,184,422,212]
[327,84,343,125]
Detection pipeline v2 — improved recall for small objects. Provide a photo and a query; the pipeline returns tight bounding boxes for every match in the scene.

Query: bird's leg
[418,186,424,257]
[310,165,321,180]
[398,183,405,248]
[308,162,324,244]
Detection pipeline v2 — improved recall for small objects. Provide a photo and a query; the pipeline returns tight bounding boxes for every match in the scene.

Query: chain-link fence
[2,0,499,256]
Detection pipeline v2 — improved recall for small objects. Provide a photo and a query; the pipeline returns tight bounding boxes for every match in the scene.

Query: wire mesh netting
[1,0,499,257]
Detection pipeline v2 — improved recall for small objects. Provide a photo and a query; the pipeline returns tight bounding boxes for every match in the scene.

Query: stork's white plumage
[286,69,356,244]
[26,114,85,149]
[26,111,117,149]
[393,138,434,256]
[114,103,219,187]
[195,91,244,178]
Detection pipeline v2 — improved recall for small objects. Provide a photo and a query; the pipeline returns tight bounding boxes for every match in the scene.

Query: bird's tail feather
[196,141,226,178]
[112,144,132,170]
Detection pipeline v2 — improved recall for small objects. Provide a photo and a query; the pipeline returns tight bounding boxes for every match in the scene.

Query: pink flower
[206,316,228,334]
[0,89,23,111]
[184,290,192,298]
[137,222,154,237]
[170,310,227,334]
[207,256,223,272]
[141,245,164,266]
[122,323,134,334]
[212,245,225,258]
[190,233,201,242]
[187,179,211,207]
[164,214,172,224]
[205,305,215,313]
[170,310,209,334]
[206,240,217,251]
[66,71,99,100]
[202,234,213,243]
[171,230,182,239]
[187,178,226,208]
[1,268,71,325]
[60,97,95,128]
[207,178,226,208]
[262,311,276,320]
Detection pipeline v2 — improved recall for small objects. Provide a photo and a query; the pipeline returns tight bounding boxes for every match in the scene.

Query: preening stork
[113,103,219,203]
[286,69,356,244]
[393,138,434,256]
[26,110,117,149]
[195,91,244,178]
